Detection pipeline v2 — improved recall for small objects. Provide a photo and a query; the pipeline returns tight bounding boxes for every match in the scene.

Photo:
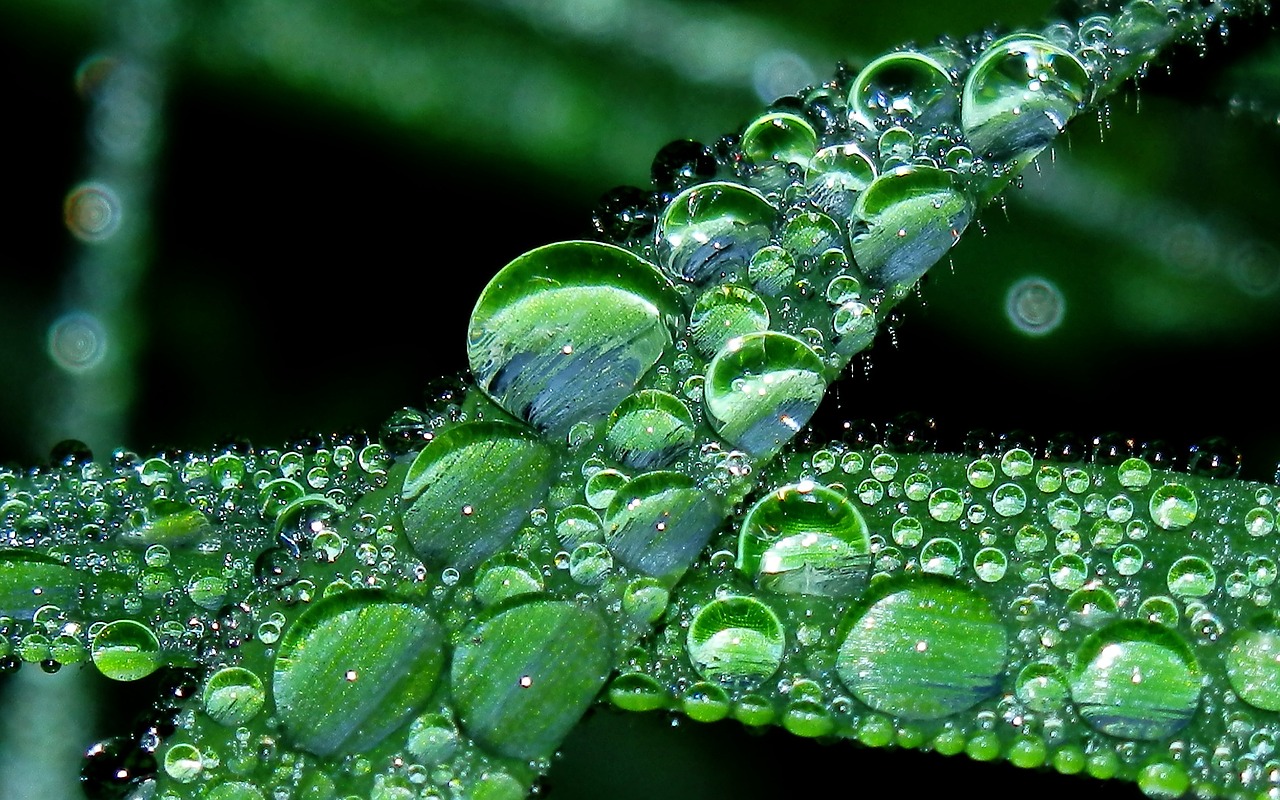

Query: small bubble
[1005,276,1064,336]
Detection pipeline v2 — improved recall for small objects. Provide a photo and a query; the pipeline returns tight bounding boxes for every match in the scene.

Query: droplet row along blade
[608,444,1280,799]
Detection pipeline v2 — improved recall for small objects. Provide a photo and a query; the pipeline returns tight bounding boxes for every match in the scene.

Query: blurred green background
[1,0,1278,798]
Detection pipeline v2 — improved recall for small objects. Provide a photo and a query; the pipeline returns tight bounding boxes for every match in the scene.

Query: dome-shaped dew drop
[450,599,611,760]
[805,143,877,220]
[656,181,776,285]
[604,471,725,581]
[961,34,1091,163]
[1227,612,1280,712]
[847,50,959,131]
[737,481,871,597]
[603,389,697,470]
[686,595,786,689]
[468,240,683,438]
[401,421,555,572]
[272,591,446,757]
[739,110,819,170]
[1069,620,1201,740]
[850,165,972,296]
[202,666,266,727]
[689,285,770,358]
[704,331,828,456]
[91,619,162,681]
[835,575,1009,720]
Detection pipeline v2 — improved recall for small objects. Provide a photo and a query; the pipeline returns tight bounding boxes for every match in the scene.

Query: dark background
[2,1,1279,798]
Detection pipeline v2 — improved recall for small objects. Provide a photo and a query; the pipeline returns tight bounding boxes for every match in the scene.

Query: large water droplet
[91,620,161,681]
[202,666,266,727]
[805,143,877,219]
[402,422,554,572]
[851,165,971,295]
[836,576,1008,720]
[604,390,696,470]
[961,35,1090,162]
[704,331,827,456]
[656,181,775,284]
[273,590,445,756]
[451,599,610,759]
[1148,483,1198,531]
[687,595,785,688]
[468,241,682,437]
[689,284,770,357]
[605,471,724,580]
[738,481,870,596]
[1227,613,1280,712]
[740,110,819,170]
[848,50,958,131]
[1070,620,1200,740]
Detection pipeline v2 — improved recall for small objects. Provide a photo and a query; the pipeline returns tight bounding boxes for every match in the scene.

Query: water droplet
[1013,522,1044,552]
[555,505,603,548]
[1113,543,1145,576]
[747,245,796,298]
[1227,612,1280,712]
[705,332,826,456]
[836,576,1008,720]
[202,666,266,727]
[687,595,785,689]
[781,210,844,259]
[805,143,877,218]
[992,482,1028,517]
[274,590,444,756]
[605,471,724,580]
[689,285,770,357]
[921,537,962,576]
[469,241,681,436]
[1016,662,1070,712]
[91,619,161,681]
[401,422,554,572]
[474,553,543,606]
[848,50,958,130]
[1070,620,1200,740]
[851,165,972,294]
[740,110,818,170]
[1049,554,1087,591]
[451,599,610,759]
[1246,507,1276,538]
[622,577,670,625]
[568,542,614,586]
[927,487,964,522]
[961,35,1090,162]
[405,713,459,765]
[162,743,203,783]
[973,547,1007,582]
[651,139,718,193]
[1148,483,1198,531]
[656,181,775,284]
[738,482,870,597]
[1166,555,1215,598]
